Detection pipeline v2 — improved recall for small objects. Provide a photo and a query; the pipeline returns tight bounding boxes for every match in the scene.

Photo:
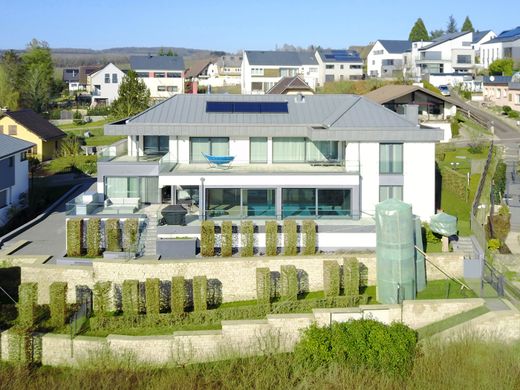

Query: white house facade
[471,30,496,64]
[315,49,363,85]
[480,26,520,68]
[367,40,412,78]
[88,63,126,106]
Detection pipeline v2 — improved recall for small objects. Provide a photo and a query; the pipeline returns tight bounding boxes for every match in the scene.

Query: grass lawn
[60,122,125,147]
[417,305,489,339]
[58,119,110,131]
[417,279,477,300]
[44,155,97,175]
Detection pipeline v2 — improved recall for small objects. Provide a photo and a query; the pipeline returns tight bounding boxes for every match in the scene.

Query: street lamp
[200,177,205,221]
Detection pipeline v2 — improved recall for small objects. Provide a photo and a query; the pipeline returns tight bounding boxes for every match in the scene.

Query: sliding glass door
[105,176,159,204]
[282,188,351,218]
[190,138,229,162]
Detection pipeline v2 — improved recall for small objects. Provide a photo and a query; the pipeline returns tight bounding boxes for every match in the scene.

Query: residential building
[315,49,363,84]
[480,26,520,68]
[130,55,185,101]
[216,55,242,84]
[483,73,520,110]
[0,134,34,227]
[0,109,66,161]
[62,68,81,92]
[87,63,126,106]
[367,40,412,78]
[471,30,496,63]
[266,76,314,95]
[241,51,319,94]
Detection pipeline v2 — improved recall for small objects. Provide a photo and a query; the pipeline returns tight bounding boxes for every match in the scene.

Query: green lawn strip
[58,119,110,131]
[417,279,477,300]
[84,135,125,146]
[417,305,490,340]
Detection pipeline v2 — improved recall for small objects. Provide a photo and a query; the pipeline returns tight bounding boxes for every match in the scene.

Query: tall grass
[0,335,519,389]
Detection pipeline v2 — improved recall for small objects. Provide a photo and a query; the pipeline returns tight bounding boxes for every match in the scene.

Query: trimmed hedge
[221,221,233,257]
[122,280,139,316]
[123,219,139,253]
[200,221,215,257]
[86,218,101,257]
[171,276,186,314]
[283,220,297,256]
[145,278,160,316]
[302,220,316,255]
[66,218,82,257]
[256,267,271,304]
[106,218,121,252]
[344,257,360,297]
[280,265,298,301]
[265,221,278,256]
[17,283,38,328]
[7,326,34,364]
[93,281,111,317]
[49,282,68,328]
[240,221,254,257]
[323,260,340,297]
[193,276,208,312]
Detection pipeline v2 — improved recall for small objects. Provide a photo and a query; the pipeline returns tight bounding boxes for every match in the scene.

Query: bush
[66,218,82,257]
[122,280,140,316]
[17,283,38,328]
[221,221,233,257]
[145,279,160,316]
[87,106,110,116]
[302,220,316,255]
[73,110,83,125]
[487,238,501,252]
[422,223,441,244]
[450,118,460,138]
[93,281,111,317]
[86,218,101,257]
[344,257,360,297]
[294,319,418,376]
[106,219,121,252]
[193,276,207,312]
[49,282,67,328]
[200,221,215,257]
[171,276,186,314]
[240,221,254,257]
[493,161,507,203]
[280,265,298,301]
[283,220,297,256]
[508,110,519,119]
[323,260,340,297]
[8,326,34,364]
[256,268,271,304]
[123,219,139,253]
[265,221,278,256]
[502,105,512,114]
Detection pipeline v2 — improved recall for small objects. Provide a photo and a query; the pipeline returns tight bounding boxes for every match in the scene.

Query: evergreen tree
[110,70,150,119]
[461,16,474,32]
[0,50,22,110]
[409,18,429,41]
[430,29,445,39]
[158,47,165,56]
[166,49,175,56]
[21,39,54,113]
[446,15,458,33]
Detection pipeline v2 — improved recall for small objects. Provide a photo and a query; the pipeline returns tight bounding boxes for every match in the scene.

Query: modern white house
[87,63,126,107]
[130,55,185,101]
[186,55,243,90]
[241,51,320,94]
[0,134,34,227]
[480,26,520,68]
[315,49,363,85]
[471,30,496,62]
[367,40,412,78]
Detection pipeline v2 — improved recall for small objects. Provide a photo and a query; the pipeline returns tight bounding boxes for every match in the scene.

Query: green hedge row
[283,220,297,256]
[344,257,360,297]
[323,260,340,297]
[302,220,316,255]
[265,221,278,256]
[171,276,186,314]
[86,218,101,257]
[106,218,121,252]
[240,221,254,257]
[280,264,298,301]
[256,268,271,304]
[122,280,140,316]
[66,218,82,257]
[145,278,160,316]
[93,281,111,317]
[49,282,67,328]
[17,283,38,328]
[193,276,208,312]
[201,221,215,257]
[123,219,139,252]
[221,221,233,257]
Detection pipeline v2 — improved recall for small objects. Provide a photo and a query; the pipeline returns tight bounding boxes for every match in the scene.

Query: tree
[409,18,429,42]
[489,58,514,76]
[0,65,20,110]
[21,39,54,112]
[461,16,474,32]
[110,70,150,119]
[158,47,165,56]
[446,15,457,33]
[166,49,176,56]
[430,29,445,39]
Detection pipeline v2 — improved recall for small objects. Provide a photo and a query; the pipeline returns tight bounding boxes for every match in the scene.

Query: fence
[70,290,92,357]
[482,261,520,309]
[457,106,491,130]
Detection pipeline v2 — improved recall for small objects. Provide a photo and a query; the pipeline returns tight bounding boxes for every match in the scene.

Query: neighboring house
[480,26,520,68]
[315,49,363,85]
[79,65,103,90]
[0,109,66,162]
[62,68,81,92]
[0,134,34,227]
[266,76,314,95]
[186,56,243,89]
[483,73,520,110]
[130,55,185,101]
[216,55,242,85]
[471,30,496,63]
[365,84,458,142]
[242,51,319,94]
[367,40,412,78]
[87,63,126,106]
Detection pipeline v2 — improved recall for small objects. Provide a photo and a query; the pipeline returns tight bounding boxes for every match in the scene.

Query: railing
[457,106,491,130]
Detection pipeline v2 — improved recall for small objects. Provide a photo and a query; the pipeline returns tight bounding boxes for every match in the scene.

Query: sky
[1,0,520,52]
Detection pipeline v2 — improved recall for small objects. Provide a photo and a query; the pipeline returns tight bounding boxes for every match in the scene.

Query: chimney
[403,104,419,125]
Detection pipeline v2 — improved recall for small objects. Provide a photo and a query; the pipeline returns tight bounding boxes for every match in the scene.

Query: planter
[156,238,197,259]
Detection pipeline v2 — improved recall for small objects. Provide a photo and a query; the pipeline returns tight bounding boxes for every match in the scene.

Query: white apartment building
[88,63,126,106]
[315,49,363,85]
[480,26,520,68]
[367,40,412,78]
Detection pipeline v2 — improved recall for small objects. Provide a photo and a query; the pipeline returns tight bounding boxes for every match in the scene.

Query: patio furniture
[161,205,187,225]
[202,153,235,169]
[104,197,141,213]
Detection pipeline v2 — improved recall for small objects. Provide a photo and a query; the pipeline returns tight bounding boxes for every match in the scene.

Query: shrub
[280,265,298,301]
[450,118,460,138]
[502,105,512,114]
[493,161,507,204]
[265,221,278,256]
[93,281,111,317]
[221,221,233,257]
[73,110,83,125]
[344,257,360,297]
[86,218,101,257]
[193,276,207,312]
[171,276,186,314]
[17,283,38,328]
[283,220,297,256]
[422,223,441,244]
[256,268,271,304]
[49,282,67,328]
[145,278,160,316]
[508,110,519,119]
[66,218,82,257]
[240,221,254,257]
[200,221,215,257]
[323,261,340,297]
[106,219,121,252]
[122,280,139,316]
[487,238,501,252]
[8,326,34,364]
[294,319,418,376]
[302,220,316,255]
[123,219,139,253]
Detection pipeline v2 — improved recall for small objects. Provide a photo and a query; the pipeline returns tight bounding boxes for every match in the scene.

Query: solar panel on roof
[206,101,288,113]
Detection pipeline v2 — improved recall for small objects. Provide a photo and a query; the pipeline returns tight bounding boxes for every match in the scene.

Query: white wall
[229,138,249,163]
[136,70,184,99]
[359,143,379,218]
[0,152,29,226]
[481,38,520,68]
[89,63,125,105]
[367,41,406,78]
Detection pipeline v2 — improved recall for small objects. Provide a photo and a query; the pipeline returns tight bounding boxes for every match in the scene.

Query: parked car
[439,85,450,96]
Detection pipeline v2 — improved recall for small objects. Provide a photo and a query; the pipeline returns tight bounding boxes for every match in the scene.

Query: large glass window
[143,136,169,156]
[317,189,351,216]
[307,141,338,162]
[0,189,7,209]
[282,188,316,217]
[379,186,403,202]
[206,188,241,218]
[190,138,229,162]
[282,188,351,218]
[243,189,275,216]
[250,137,267,163]
[380,143,403,174]
[273,138,306,162]
[105,177,158,203]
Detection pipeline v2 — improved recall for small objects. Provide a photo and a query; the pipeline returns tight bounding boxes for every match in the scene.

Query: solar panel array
[323,50,360,62]
[206,101,289,113]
